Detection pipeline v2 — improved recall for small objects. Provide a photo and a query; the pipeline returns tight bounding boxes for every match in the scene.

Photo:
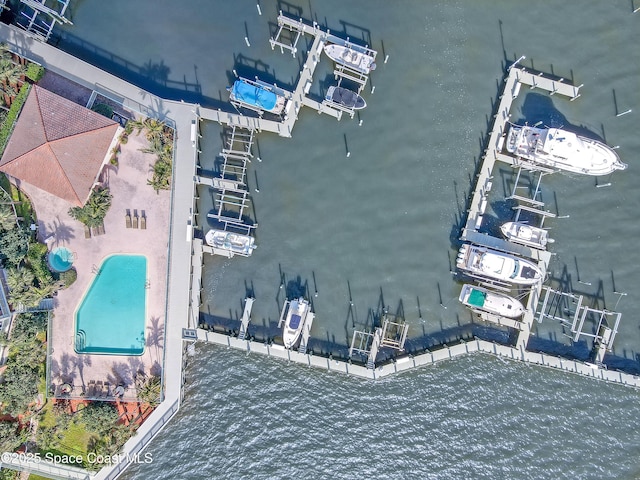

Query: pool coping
[73,253,149,356]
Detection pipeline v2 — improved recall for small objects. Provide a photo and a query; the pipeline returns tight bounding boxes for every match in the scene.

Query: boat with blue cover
[228,77,289,115]
[282,297,311,349]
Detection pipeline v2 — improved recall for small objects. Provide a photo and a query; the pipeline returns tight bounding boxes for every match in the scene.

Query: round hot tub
[48,247,74,273]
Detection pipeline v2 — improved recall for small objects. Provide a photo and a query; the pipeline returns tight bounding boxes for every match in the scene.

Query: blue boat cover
[232,80,277,111]
[289,313,302,329]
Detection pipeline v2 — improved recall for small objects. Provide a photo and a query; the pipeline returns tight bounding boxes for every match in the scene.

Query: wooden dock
[238,297,254,341]
[458,65,582,346]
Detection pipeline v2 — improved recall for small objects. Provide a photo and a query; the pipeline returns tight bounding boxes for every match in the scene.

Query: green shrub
[58,267,77,289]
[0,83,31,157]
[26,241,53,286]
[91,103,113,119]
[25,63,45,82]
[0,226,29,267]
[68,187,112,227]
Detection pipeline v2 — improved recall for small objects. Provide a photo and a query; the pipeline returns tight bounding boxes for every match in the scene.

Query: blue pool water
[75,255,147,355]
[48,246,74,272]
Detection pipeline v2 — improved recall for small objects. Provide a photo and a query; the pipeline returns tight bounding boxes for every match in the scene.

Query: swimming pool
[48,247,74,272]
[75,255,147,355]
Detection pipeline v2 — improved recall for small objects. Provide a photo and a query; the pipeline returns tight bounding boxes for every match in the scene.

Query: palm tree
[127,117,145,135]
[143,118,165,144]
[0,205,16,230]
[6,266,35,293]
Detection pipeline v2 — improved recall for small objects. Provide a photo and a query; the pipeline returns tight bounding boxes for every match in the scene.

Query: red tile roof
[0,85,119,206]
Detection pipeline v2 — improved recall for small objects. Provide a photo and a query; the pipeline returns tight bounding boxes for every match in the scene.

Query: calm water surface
[49,0,640,477]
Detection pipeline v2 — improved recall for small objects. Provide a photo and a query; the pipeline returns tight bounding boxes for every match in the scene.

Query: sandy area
[16,132,171,401]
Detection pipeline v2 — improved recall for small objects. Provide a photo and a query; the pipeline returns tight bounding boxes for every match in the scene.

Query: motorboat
[456,243,543,285]
[282,297,311,349]
[325,86,366,109]
[505,125,626,176]
[205,229,256,257]
[228,77,289,115]
[459,284,525,318]
[500,221,553,250]
[324,44,376,74]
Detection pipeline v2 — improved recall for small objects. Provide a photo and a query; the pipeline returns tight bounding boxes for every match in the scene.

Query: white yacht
[500,221,553,250]
[505,125,626,176]
[205,229,256,257]
[456,244,543,285]
[324,44,376,74]
[282,297,311,349]
[459,284,525,318]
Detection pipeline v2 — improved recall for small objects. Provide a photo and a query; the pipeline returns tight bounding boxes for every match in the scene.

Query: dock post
[245,36,251,47]
[616,109,632,117]
[256,3,262,15]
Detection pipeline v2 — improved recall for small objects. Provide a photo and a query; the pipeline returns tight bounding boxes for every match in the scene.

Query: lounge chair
[133,214,139,229]
[84,225,91,239]
[125,212,132,228]
[92,226,99,236]
[140,215,146,230]
[98,223,105,235]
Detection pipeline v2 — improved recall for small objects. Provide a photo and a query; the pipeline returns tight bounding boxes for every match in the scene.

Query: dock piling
[256,3,262,15]
[245,36,251,47]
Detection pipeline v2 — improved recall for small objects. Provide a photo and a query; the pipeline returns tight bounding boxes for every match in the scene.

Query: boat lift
[207,188,255,231]
[17,0,72,42]
[349,314,408,369]
[506,166,553,208]
[536,286,622,363]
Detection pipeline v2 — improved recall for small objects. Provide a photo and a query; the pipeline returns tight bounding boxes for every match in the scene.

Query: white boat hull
[459,284,525,318]
[282,297,311,349]
[205,229,256,257]
[324,44,376,74]
[500,221,550,250]
[456,243,543,285]
[505,125,626,176]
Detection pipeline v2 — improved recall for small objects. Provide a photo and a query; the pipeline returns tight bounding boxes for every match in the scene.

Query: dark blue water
[45,0,640,477]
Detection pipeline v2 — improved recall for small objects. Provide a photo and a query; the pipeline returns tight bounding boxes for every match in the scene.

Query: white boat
[205,229,256,257]
[325,86,366,109]
[324,44,376,74]
[282,297,311,349]
[459,284,525,318]
[500,221,553,250]
[228,78,289,115]
[456,243,543,285]
[505,125,626,176]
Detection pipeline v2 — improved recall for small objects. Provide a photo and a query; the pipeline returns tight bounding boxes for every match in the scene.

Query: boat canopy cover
[467,289,486,308]
[332,87,358,106]
[289,313,302,329]
[542,129,582,157]
[232,80,277,111]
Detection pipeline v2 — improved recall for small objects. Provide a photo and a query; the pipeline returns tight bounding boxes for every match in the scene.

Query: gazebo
[0,85,120,206]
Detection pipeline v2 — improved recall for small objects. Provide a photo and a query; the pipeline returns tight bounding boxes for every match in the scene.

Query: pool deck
[18,131,171,401]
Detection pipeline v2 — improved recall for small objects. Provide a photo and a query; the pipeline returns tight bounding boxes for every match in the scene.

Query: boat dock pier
[238,297,255,341]
[197,12,377,137]
[458,63,584,346]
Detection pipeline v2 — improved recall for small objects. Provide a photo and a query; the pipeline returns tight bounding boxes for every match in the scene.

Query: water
[43,0,640,477]
[75,255,146,355]
[48,246,74,272]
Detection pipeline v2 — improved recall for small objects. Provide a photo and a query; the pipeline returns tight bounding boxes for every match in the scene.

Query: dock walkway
[195,329,640,388]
